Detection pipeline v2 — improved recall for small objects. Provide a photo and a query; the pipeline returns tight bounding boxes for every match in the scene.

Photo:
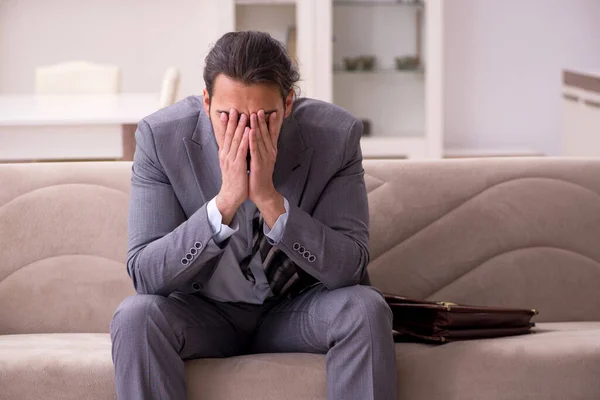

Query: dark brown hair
[203,31,300,102]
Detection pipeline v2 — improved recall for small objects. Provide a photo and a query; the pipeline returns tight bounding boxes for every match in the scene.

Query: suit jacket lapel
[273,115,313,207]
[184,109,221,205]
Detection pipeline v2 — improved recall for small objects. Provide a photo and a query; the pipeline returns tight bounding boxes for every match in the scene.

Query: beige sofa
[1,158,600,400]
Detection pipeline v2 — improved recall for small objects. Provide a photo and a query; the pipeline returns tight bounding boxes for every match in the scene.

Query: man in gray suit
[110,31,397,400]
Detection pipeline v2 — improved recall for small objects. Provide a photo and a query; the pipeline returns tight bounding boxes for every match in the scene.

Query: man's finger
[249,113,260,159]
[252,113,269,158]
[216,112,228,149]
[230,113,247,158]
[257,110,272,151]
[236,127,250,162]
[268,111,278,149]
[249,128,262,162]
[223,108,238,153]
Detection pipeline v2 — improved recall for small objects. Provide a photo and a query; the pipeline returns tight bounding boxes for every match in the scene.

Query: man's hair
[203,31,300,102]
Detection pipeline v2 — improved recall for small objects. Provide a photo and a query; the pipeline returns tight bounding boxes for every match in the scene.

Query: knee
[334,285,392,329]
[110,294,166,339]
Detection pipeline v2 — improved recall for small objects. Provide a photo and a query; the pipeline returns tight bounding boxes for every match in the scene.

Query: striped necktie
[238,206,303,297]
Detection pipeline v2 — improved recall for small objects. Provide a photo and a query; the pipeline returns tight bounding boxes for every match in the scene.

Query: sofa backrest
[1,158,599,334]
[0,162,134,334]
[365,158,600,323]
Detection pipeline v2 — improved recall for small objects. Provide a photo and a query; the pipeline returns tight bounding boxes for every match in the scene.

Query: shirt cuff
[264,197,290,245]
[207,197,239,244]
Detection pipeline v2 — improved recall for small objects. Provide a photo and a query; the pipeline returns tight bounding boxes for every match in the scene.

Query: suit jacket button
[303,251,311,259]
[298,246,306,253]
[185,253,193,260]
[194,242,203,249]
[308,255,316,263]
[192,282,202,291]
[293,242,300,251]
[190,248,198,255]
[181,258,189,265]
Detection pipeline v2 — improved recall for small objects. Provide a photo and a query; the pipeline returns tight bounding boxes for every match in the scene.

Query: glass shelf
[235,0,295,4]
[333,68,424,74]
[333,0,423,7]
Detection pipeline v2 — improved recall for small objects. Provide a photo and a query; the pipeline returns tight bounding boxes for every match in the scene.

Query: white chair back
[158,67,180,108]
[35,61,121,95]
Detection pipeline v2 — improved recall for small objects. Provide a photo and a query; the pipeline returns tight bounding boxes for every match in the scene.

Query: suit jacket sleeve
[276,119,370,290]
[126,120,229,296]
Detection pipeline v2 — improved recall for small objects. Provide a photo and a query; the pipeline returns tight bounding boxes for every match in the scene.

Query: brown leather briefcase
[384,294,539,343]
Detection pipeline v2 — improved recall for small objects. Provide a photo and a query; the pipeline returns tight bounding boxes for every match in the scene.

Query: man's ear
[203,88,211,116]
[284,89,294,118]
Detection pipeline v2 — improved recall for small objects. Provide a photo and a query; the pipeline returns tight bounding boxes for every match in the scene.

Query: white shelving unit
[230,0,443,159]
[562,69,600,157]
[235,2,295,46]
[334,71,424,137]
[235,0,295,4]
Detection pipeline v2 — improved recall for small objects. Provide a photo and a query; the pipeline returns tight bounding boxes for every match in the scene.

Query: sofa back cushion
[0,162,134,334]
[1,158,600,334]
[365,158,600,322]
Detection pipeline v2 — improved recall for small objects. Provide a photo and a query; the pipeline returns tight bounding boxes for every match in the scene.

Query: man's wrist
[256,192,286,229]
[215,194,239,226]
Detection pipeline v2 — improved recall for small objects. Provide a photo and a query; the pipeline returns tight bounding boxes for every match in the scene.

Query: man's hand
[249,110,286,229]
[215,109,250,226]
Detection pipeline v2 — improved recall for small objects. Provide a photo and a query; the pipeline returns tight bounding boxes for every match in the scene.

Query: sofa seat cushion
[1,323,600,400]
[0,333,326,400]
[0,333,116,400]
[395,322,600,400]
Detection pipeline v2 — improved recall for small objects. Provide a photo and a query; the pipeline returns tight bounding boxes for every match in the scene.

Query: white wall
[0,0,231,97]
[444,0,600,156]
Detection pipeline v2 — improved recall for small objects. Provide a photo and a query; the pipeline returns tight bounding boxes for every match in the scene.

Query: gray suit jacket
[127,96,371,297]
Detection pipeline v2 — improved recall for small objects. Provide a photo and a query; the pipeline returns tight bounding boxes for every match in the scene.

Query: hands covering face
[214,109,280,218]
